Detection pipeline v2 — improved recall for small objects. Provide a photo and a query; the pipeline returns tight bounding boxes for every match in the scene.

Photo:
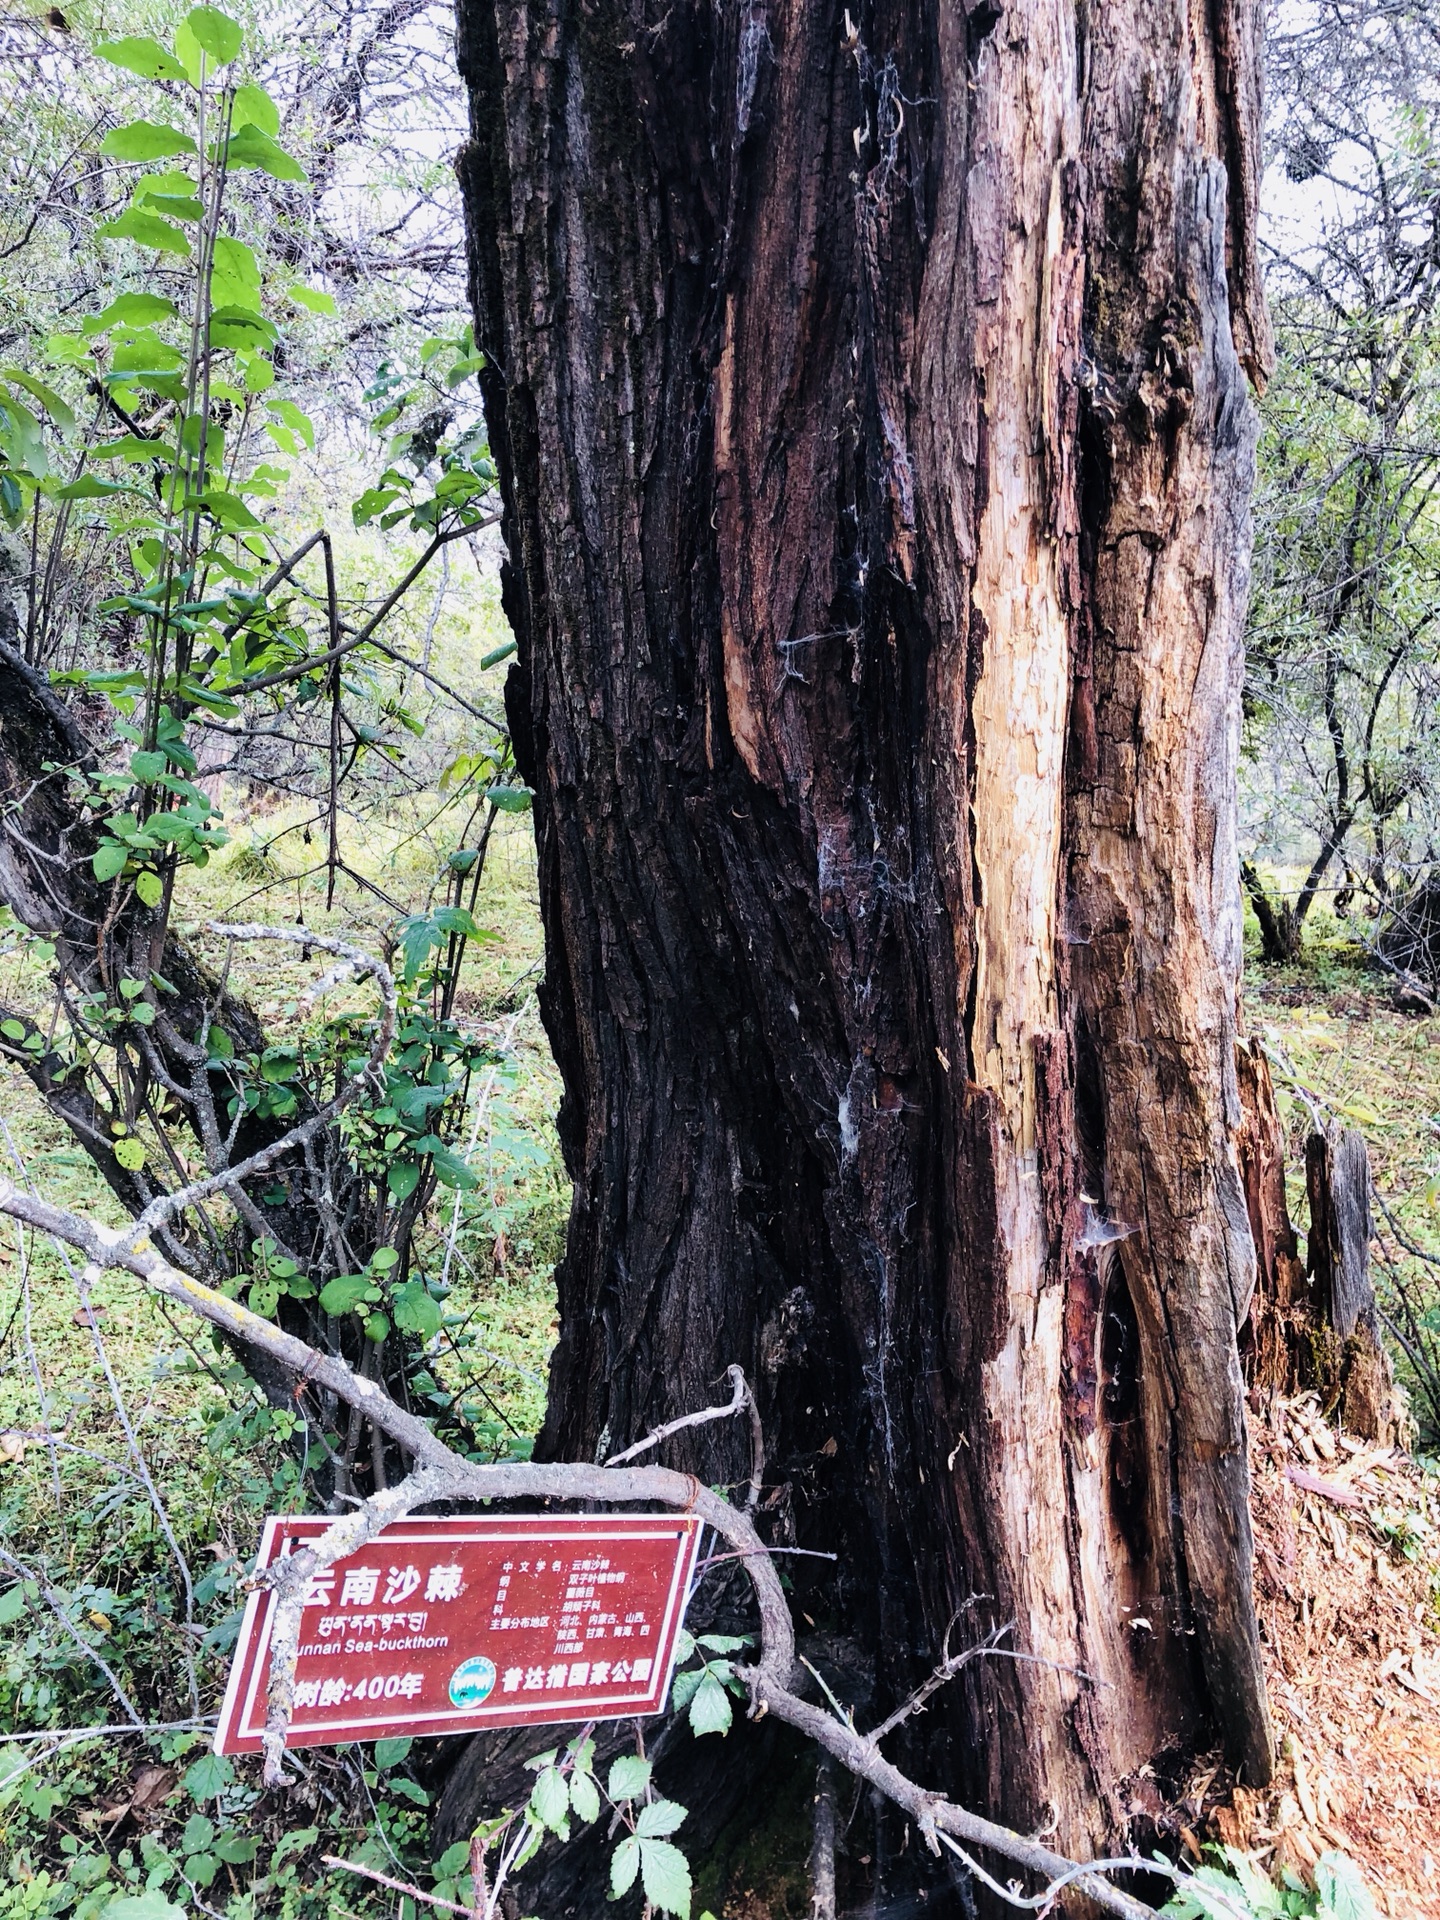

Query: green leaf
[391,1280,442,1340]
[53,475,130,500]
[98,1897,186,1920]
[318,1273,375,1316]
[668,1667,702,1712]
[1314,1854,1374,1920]
[1,370,75,437]
[268,398,314,449]
[114,1137,146,1171]
[93,841,128,881]
[289,284,338,316]
[184,6,243,62]
[0,1020,27,1043]
[130,750,167,783]
[91,293,177,330]
[231,82,279,135]
[530,1766,570,1836]
[386,1159,420,1202]
[639,1839,691,1919]
[98,210,191,256]
[192,488,262,530]
[607,1754,651,1802]
[610,1835,641,1900]
[181,1752,231,1801]
[687,1672,732,1737]
[569,1765,600,1825]
[100,121,197,163]
[211,236,261,297]
[95,37,189,82]
[223,124,306,182]
[636,1800,687,1839]
[134,871,164,909]
[0,1583,27,1624]
[373,1736,413,1769]
[370,1246,400,1272]
[209,306,278,349]
[486,783,533,813]
[181,1812,215,1854]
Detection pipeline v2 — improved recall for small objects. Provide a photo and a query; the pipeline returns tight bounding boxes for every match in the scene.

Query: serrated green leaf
[636,1799,687,1839]
[101,121,197,163]
[639,1838,691,1919]
[95,37,189,82]
[608,1754,651,1802]
[610,1835,641,1899]
[569,1765,601,1824]
[530,1766,570,1835]
[688,1671,732,1737]
[1313,1854,1374,1920]
[181,1752,232,1801]
[669,1667,702,1710]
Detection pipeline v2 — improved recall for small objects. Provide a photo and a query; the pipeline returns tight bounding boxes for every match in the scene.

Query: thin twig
[606,1363,752,1466]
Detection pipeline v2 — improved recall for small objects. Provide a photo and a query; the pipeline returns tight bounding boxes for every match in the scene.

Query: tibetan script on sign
[214,1513,704,1754]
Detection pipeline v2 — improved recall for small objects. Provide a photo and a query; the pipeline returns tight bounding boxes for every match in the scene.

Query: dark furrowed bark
[454,0,1274,1894]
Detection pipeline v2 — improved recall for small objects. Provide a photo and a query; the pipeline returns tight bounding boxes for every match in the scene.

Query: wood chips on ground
[1205,1394,1440,1918]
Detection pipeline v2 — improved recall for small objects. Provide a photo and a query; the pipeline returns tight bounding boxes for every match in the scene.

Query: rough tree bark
[453,0,1275,1890]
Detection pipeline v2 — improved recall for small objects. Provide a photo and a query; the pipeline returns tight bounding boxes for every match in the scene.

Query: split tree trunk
[453,0,1275,1884]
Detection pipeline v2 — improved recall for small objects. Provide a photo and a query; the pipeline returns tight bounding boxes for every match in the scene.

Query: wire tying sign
[214,1513,704,1754]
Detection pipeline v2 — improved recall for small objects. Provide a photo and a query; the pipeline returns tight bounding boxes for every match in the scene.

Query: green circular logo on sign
[448,1656,497,1708]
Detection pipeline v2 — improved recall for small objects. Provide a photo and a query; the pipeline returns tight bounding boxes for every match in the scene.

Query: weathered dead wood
[1305,1125,1396,1442]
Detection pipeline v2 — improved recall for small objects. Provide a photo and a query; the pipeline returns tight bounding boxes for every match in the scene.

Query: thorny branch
[0,1180,1181,1919]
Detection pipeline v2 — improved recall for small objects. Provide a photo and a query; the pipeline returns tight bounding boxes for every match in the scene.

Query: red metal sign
[214,1513,703,1754]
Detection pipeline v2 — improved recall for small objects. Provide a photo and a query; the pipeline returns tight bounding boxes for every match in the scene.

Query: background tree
[1243,0,1440,967]
[452,0,1276,1893]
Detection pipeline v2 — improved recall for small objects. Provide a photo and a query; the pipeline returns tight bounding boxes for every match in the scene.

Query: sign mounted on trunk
[214,1513,704,1754]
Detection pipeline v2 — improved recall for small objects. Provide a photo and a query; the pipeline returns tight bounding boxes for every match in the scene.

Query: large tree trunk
[453,0,1275,1886]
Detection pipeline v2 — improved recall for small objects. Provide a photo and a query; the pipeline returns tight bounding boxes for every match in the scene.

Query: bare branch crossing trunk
[453,0,1276,1887]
